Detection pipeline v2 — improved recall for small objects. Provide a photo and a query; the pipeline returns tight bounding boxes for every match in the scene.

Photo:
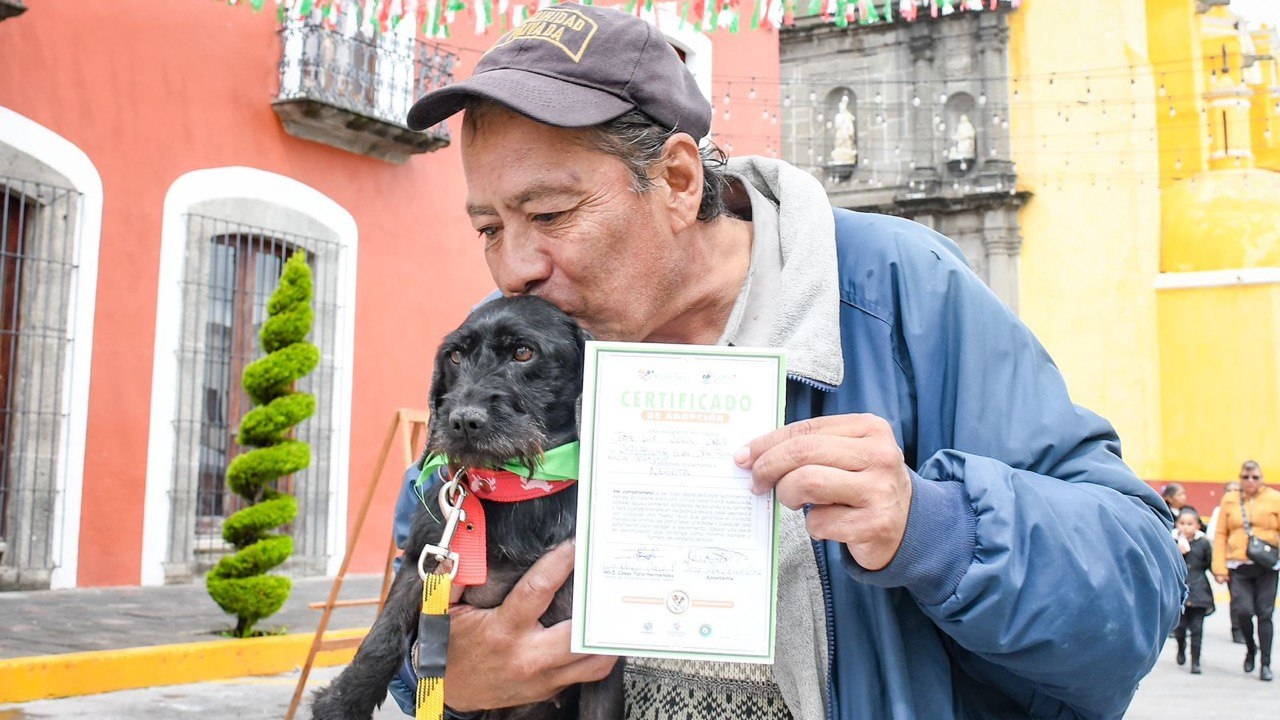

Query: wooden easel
[285,408,431,720]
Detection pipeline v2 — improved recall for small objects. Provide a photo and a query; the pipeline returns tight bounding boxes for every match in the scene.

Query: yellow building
[1012,0,1280,503]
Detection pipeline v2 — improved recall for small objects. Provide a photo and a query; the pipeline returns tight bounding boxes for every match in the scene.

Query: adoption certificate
[571,341,785,663]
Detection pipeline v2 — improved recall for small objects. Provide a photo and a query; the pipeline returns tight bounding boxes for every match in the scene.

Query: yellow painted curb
[0,627,369,704]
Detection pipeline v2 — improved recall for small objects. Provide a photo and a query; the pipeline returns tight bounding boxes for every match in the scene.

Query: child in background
[1174,506,1216,674]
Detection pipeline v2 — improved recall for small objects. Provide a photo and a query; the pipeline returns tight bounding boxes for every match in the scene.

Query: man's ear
[655,134,704,235]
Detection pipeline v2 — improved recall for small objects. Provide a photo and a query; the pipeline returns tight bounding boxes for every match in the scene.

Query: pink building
[0,0,779,589]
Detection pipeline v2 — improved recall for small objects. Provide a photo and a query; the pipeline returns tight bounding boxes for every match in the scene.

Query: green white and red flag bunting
[224,0,1021,38]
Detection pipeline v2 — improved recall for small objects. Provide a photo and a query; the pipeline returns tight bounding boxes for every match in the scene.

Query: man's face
[1241,466,1264,497]
[460,108,686,341]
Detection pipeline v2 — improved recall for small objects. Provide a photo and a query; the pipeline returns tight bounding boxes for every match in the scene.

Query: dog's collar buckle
[417,469,469,582]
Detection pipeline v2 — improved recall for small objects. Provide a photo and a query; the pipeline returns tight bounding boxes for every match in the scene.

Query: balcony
[274,19,456,163]
[0,0,27,22]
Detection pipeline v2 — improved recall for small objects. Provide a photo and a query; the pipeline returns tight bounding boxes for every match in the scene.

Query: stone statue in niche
[948,114,977,164]
[829,94,858,166]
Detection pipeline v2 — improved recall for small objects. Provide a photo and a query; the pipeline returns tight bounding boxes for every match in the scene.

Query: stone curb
[0,627,368,704]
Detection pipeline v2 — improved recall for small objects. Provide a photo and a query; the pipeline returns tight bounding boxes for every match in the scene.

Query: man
[389,4,1184,718]
[1212,461,1280,680]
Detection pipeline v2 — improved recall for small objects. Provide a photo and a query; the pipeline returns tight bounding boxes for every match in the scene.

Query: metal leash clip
[417,468,468,581]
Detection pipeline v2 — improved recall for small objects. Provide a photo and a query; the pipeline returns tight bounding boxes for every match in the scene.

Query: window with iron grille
[0,177,81,590]
[166,212,340,582]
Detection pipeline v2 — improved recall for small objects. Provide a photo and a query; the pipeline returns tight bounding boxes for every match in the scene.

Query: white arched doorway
[142,167,357,586]
[0,106,103,590]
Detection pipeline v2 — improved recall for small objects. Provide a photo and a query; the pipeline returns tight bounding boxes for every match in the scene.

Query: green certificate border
[571,341,786,663]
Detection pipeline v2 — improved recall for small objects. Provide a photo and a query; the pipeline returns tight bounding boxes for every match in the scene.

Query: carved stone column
[905,29,940,197]
[975,13,1016,191]
[981,207,1025,312]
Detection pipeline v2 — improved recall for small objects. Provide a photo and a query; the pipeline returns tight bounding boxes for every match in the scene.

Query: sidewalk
[0,574,386,703]
[2,591,1275,719]
[3,580,1277,716]
[1128,598,1277,718]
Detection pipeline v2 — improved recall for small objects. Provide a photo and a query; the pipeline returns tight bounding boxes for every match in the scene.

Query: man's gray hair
[578,110,732,223]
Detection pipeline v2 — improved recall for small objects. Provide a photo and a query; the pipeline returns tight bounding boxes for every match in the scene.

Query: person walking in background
[1207,481,1240,543]
[1163,483,1189,513]
[1207,479,1245,644]
[1163,482,1206,528]
[1174,507,1215,674]
[1212,461,1280,681]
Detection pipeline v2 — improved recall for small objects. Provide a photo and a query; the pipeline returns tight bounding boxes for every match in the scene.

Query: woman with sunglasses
[1212,460,1280,681]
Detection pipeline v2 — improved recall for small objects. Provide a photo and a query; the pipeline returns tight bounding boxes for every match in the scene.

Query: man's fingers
[735,414,891,471]
[548,652,619,688]
[495,540,575,628]
[538,620,620,685]
[749,434,891,493]
[773,464,866,509]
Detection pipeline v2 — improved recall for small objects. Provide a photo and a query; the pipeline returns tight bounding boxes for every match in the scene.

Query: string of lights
[408,1,1279,186]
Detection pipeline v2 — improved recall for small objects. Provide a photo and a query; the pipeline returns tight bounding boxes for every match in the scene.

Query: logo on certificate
[666,590,690,614]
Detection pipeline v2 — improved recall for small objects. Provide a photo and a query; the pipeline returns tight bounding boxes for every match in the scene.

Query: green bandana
[415,441,581,492]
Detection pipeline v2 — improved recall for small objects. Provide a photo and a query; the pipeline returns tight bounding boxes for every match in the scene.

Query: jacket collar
[723,156,844,389]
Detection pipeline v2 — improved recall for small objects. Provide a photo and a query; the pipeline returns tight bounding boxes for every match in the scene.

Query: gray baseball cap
[406,3,711,138]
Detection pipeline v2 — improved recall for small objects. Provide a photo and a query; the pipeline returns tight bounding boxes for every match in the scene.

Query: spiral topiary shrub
[207,251,319,637]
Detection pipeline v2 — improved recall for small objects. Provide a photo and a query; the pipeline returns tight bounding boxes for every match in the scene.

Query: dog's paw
[308,685,352,720]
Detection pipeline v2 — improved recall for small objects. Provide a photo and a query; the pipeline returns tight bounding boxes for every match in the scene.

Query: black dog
[311,295,623,720]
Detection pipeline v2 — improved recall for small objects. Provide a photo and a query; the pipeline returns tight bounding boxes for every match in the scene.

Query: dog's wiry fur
[311,296,623,720]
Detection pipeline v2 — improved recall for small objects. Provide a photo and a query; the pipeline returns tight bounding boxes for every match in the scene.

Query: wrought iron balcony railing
[274,19,456,163]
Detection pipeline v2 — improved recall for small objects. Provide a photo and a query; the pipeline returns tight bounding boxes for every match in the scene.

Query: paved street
[0,575,385,660]
[0,665,402,720]
[1124,605,1276,719]
[3,602,1276,719]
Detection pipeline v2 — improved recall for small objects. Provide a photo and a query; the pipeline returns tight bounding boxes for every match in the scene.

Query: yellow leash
[415,571,451,720]
[414,470,468,720]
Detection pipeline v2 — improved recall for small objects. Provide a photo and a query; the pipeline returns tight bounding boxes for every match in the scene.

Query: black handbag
[1241,501,1280,570]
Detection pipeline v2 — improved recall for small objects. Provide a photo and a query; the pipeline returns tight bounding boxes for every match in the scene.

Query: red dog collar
[451,468,577,586]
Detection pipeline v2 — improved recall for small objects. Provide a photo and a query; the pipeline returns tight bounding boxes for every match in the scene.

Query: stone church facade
[780,6,1028,310]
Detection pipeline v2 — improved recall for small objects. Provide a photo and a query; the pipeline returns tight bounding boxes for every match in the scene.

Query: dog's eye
[449,350,463,365]
[513,346,534,362]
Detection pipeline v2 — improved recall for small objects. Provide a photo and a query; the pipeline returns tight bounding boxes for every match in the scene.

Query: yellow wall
[1009,0,1165,477]
[1146,0,1209,186]
[1251,30,1280,171]
[1010,0,1280,483]
[1157,283,1280,479]
[1161,169,1280,272]
[1149,3,1280,482]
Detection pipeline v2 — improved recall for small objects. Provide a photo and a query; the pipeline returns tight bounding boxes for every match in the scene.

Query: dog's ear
[427,345,450,417]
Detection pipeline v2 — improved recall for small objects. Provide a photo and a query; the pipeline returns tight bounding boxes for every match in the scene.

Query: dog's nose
[449,407,488,438]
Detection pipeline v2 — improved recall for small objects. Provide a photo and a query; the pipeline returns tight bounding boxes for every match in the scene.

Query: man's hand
[443,542,618,712]
[736,414,912,571]
[1215,573,1228,585]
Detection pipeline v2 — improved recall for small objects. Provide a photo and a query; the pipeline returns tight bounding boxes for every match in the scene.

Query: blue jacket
[390,209,1185,719]
[787,209,1184,719]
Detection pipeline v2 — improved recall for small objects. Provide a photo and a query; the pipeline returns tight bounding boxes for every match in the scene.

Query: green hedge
[207,252,317,637]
